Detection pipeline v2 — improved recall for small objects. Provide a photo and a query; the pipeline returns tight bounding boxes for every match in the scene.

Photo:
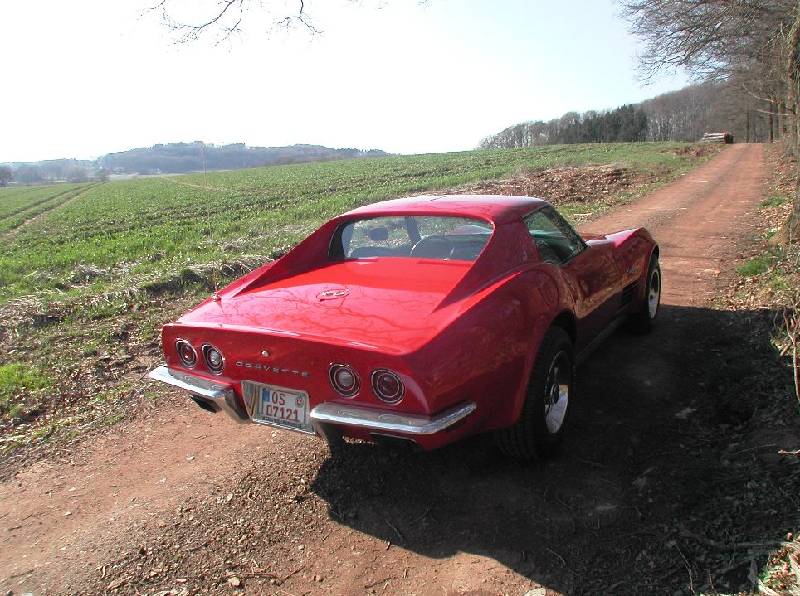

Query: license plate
[242,381,312,433]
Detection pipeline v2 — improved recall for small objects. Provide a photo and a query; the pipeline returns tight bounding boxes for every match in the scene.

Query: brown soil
[581,143,764,305]
[445,164,641,204]
[2,144,798,596]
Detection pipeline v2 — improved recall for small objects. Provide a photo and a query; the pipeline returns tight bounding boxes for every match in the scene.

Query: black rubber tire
[627,255,661,334]
[495,327,574,460]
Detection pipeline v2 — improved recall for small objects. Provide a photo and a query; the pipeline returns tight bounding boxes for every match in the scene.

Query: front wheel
[495,327,574,460]
[627,256,661,334]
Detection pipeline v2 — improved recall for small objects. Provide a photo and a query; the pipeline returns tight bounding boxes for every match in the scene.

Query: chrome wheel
[544,351,571,434]
[496,327,573,459]
[647,267,661,319]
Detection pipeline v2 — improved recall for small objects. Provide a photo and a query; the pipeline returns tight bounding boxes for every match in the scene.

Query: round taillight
[175,340,197,368]
[202,344,225,375]
[371,369,404,404]
[329,364,359,397]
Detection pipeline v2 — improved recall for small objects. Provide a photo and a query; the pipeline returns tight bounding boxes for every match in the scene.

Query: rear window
[330,215,492,262]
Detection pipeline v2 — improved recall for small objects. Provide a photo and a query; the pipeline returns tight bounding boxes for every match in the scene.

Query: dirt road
[582,143,765,306]
[2,144,793,595]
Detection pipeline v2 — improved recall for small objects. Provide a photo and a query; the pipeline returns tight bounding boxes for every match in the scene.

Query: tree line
[481,104,648,149]
[1,159,97,185]
[1,143,388,185]
[481,80,774,150]
[99,142,387,175]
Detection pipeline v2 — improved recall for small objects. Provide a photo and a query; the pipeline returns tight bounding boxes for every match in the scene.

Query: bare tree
[149,0,427,42]
[150,0,319,41]
[621,0,800,240]
[620,0,795,136]
[620,0,794,80]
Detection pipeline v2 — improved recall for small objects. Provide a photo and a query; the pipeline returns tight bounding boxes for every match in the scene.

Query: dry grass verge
[716,142,800,594]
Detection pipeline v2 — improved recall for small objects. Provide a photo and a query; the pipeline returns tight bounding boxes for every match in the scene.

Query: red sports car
[149,195,660,459]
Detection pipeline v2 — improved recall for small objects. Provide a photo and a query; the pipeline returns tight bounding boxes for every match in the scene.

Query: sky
[0,0,688,162]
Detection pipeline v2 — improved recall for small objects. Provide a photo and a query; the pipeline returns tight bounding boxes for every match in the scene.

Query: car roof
[344,194,549,224]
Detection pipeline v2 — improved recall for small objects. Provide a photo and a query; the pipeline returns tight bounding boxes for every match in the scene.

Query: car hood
[178,259,474,354]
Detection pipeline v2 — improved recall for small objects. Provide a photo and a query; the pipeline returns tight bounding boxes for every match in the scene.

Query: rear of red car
[148,197,564,451]
[150,257,505,450]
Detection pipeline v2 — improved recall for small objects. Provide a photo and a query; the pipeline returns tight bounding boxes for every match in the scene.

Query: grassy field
[0,142,715,462]
[0,183,90,234]
[0,184,80,217]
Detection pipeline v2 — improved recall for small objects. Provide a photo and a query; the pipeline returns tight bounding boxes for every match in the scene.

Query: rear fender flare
[507,309,576,425]
[632,243,660,311]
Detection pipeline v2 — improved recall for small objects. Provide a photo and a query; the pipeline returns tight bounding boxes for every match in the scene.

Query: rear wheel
[496,327,574,460]
[627,255,661,334]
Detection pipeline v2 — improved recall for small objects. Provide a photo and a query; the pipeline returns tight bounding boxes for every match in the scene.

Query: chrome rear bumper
[309,401,476,435]
[147,366,249,422]
[148,365,476,436]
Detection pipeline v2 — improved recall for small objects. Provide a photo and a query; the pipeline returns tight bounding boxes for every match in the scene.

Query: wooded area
[621,0,800,244]
[481,81,774,149]
[481,104,648,148]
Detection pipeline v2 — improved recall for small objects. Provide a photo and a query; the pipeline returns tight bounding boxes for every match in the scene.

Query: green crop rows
[0,182,85,219]
[0,143,700,304]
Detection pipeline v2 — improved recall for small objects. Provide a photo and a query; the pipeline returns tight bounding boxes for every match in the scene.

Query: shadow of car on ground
[311,304,800,595]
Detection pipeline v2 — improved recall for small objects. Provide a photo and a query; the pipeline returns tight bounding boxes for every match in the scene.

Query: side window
[524,208,585,265]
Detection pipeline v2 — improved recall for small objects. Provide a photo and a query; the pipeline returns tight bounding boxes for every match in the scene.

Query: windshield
[330,215,493,262]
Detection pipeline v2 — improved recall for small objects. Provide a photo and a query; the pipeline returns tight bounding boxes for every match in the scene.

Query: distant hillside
[481,81,771,149]
[1,158,96,185]
[2,143,388,184]
[99,142,388,175]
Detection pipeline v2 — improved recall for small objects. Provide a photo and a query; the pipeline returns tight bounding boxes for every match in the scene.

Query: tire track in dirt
[0,145,772,595]
[0,186,80,226]
[160,175,230,194]
[1,183,100,238]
